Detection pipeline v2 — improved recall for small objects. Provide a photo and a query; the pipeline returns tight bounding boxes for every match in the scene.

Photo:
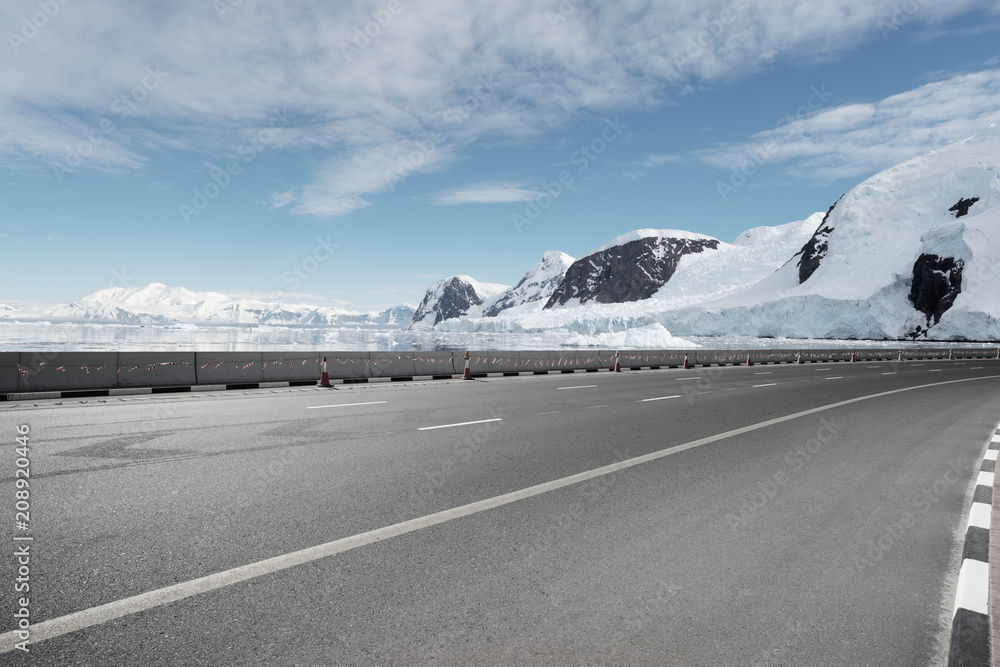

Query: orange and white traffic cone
[898,349,903,362]
[850,352,856,363]
[613,351,622,373]
[796,350,803,364]
[683,353,689,369]
[745,353,753,367]
[463,351,472,380]
[948,348,953,360]
[318,356,331,387]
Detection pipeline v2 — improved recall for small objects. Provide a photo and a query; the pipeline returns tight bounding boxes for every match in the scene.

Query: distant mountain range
[1,283,415,326]
[5,125,998,342]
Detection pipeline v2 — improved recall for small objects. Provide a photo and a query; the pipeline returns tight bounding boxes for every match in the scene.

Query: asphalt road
[1,358,999,665]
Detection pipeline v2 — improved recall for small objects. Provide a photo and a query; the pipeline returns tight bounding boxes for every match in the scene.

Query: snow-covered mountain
[418,125,1000,342]
[38,283,414,326]
[410,276,510,328]
[546,230,719,307]
[425,217,817,336]
[483,251,574,317]
[670,124,1000,340]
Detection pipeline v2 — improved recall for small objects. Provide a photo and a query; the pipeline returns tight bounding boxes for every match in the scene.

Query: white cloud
[0,0,997,213]
[429,181,541,205]
[693,69,1000,182]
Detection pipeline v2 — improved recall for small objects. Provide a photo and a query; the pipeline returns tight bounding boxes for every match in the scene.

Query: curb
[948,424,997,666]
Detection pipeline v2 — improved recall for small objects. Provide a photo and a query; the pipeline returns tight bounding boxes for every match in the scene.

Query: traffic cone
[683,353,689,369]
[796,350,803,364]
[745,353,753,367]
[613,351,622,373]
[948,348,953,360]
[898,349,902,362]
[463,351,472,380]
[850,352,856,363]
[318,356,331,387]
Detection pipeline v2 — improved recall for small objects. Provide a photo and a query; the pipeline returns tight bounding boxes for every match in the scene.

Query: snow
[591,228,717,254]
[678,124,1000,340]
[36,284,415,326]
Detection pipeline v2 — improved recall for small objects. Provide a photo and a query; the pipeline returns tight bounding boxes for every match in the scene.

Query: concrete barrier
[517,350,559,373]
[18,352,119,392]
[195,353,265,385]
[485,351,520,374]
[262,354,321,383]
[413,352,457,377]
[0,353,18,393]
[369,353,416,379]
[116,352,197,388]
[321,352,372,380]
[3,347,995,396]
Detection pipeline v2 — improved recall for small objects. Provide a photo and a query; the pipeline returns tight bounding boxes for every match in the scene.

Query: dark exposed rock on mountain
[412,277,483,326]
[949,197,980,218]
[544,234,719,308]
[796,198,841,284]
[909,253,964,325]
[483,251,573,317]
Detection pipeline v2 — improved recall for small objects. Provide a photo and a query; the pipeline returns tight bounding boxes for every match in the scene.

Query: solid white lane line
[557,385,597,390]
[307,401,388,409]
[418,418,503,431]
[5,373,1000,653]
[753,383,778,388]
[641,395,681,402]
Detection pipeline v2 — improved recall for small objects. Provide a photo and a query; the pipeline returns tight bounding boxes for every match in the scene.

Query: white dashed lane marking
[753,383,778,388]
[307,401,388,409]
[557,385,597,390]
[418,418,503,431]
[640,395,681,402]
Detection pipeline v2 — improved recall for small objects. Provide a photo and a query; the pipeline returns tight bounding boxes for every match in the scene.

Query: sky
[1,0,999,312]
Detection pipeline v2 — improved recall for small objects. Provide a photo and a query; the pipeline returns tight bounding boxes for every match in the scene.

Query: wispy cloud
[0,0,996,214]
[634,154,684,168]
[429,181,541,205]
[692,69,1000,182]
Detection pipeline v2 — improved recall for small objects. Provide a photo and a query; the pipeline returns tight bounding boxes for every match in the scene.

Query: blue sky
[2,0,999,311]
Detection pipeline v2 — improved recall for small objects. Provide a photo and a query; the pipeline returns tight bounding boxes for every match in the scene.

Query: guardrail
[3,348,998,396]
